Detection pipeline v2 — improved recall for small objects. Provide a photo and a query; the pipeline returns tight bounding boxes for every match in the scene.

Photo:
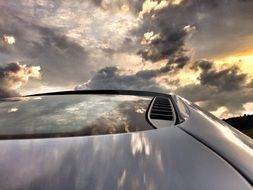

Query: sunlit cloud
[0,62,41,98]
[183,25,196,35]
[210,106,232,119]
[243,103,253,116]
[141,31,160,45]
[139,0,184,19]
[1,35,16,45]
[6,64,41,90]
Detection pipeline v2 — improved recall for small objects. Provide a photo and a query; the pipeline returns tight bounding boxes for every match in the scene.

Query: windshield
[0,95,154,139]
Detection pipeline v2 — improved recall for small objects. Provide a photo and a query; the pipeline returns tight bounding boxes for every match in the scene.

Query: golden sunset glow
[215,54,253,76]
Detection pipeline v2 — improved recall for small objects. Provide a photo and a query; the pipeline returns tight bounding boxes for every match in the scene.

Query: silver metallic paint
[177,98,253,185]
[0,127,251,190]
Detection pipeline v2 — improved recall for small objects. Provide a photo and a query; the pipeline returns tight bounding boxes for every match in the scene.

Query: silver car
[0,90,252,190]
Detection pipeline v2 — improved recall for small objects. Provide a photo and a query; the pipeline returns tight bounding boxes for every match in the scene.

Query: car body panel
[0,127,251,190]
[176,98,253,184]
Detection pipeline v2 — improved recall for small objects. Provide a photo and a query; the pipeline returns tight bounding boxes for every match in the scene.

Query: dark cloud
[174,55,190,69]
[76,55,189,91]
[175,84,215,103]
[122,0,208,68]
[137,26,190,63]
[176,83,253,116]
[196,60,247,91]
[0,62,40,98]
[75,66,167,92]
[24,26,91,85]
[176,60,252,115]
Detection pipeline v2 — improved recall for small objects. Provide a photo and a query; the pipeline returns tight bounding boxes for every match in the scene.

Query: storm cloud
[176,83,253,118]
[176,60,253,117]
[76,66,167,92]
[197,60,247,91]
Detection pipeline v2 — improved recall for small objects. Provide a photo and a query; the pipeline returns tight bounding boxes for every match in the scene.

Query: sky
[0,0,253,118]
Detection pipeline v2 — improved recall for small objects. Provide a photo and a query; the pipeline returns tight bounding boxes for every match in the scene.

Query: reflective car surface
[0,90,252,190]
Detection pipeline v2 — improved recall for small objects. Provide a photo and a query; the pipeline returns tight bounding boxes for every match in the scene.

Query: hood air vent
[150,97,173,121]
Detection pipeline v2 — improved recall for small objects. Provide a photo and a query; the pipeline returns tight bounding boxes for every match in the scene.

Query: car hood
[0,127,251,190]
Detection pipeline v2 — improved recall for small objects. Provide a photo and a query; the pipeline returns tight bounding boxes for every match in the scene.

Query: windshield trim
[25,90,170,98]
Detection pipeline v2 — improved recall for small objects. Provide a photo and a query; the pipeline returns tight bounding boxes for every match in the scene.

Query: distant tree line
[223,114,253,138]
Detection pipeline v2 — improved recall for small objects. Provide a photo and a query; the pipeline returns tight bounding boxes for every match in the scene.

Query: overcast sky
[0,0,253,118]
